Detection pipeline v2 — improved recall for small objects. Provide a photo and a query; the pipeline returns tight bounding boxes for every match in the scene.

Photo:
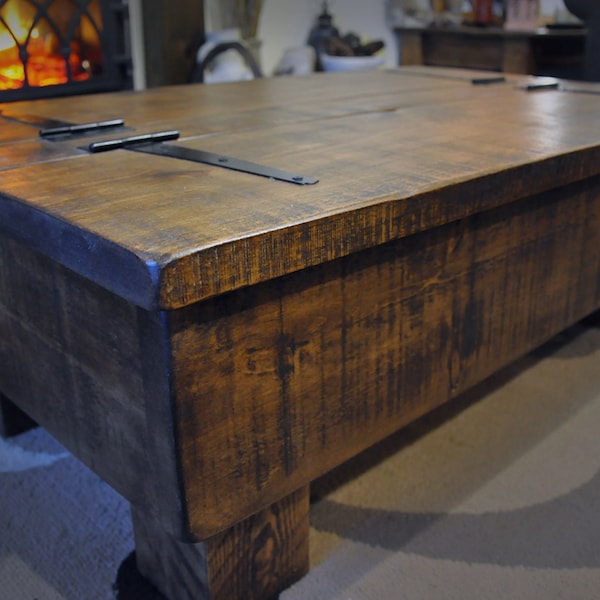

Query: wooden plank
[0,73,479,170]
[169,177,600,538]
[504,37,535,74]
[422,30,504,71]
[3,79,600,309]
[131,486,309,600]
[0,140,87,171]
[398,30,424,65]
[0,119,46,144]
[1,71,466,127]
[0,71,474,146]
[396,27,585,75]
[0,234,182,523]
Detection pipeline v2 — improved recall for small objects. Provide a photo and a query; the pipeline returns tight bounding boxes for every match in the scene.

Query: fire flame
[0,1,102,91]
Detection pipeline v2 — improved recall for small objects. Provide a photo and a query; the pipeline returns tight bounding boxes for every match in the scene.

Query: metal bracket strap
[87,131,319,185]
[39,119,125,138]
[0,110,127,138]
[132,142,319,185]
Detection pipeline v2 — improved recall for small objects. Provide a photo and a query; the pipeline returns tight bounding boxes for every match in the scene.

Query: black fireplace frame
[0,0,133,102]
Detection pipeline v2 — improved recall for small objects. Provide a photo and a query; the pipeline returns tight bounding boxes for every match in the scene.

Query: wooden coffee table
[1,67,600,599]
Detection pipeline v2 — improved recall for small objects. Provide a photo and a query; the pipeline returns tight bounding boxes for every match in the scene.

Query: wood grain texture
[1,70,474,133]
[132,486,309,600]
[398,27,585,74]
[0,232,145,495]
[1,71,479,148]
[2,72,600,309]
[0,234,183,527]
[170,177,600,538]
[423,30,506,71]
[2,69,600,599]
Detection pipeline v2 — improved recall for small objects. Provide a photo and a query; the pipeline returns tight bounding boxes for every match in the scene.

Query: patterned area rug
[2,321,600,599]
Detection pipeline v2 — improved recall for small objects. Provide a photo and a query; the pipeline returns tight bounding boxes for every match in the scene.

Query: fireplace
[0,0,132,102]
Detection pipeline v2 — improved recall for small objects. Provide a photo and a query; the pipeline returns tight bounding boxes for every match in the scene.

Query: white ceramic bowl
[320,54,385,72]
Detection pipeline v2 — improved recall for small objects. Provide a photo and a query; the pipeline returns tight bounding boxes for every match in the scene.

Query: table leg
[582,309,600,327]
[0,393,37,438]
[131,485,310,600]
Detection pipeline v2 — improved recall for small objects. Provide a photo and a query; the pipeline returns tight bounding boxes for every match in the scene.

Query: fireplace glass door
[0,0,130,101]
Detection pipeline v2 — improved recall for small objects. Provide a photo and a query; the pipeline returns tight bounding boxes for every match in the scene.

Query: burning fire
[0,1,103,91]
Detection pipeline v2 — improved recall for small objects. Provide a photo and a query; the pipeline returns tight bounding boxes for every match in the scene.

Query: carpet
[1,320,600,599]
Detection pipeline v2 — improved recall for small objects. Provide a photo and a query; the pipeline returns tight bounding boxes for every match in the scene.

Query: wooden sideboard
[396,26,586,77]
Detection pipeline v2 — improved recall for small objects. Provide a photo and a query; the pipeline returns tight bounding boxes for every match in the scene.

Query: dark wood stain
[2,69,600,599]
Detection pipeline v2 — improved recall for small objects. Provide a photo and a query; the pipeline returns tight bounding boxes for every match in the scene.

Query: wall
[127,0,577,89]
[540,0,567,16]
[257,0,398,76]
